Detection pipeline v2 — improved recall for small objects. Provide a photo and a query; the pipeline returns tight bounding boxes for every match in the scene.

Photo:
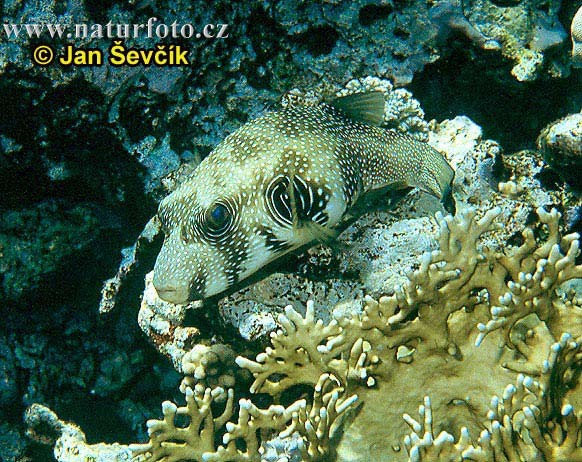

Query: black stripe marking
[266,175,294,228]
[292,175,329,226]
[258,226,292,252]
[266,174,331,227]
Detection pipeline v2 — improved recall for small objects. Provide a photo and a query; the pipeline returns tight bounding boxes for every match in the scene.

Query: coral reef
[403,333,582,461]
[130,371,357,462]
[30,202,582,461]
[466,0,569,81]
[25,404,140,462]
[240,206,582,461]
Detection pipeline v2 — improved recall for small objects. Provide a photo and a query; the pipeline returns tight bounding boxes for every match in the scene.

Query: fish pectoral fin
[329,91,385,127]
[302,221,339,245]
[366,180,412,195]
[383,180,411,191]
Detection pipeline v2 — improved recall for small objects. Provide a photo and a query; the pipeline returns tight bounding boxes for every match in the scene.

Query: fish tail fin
[428,148,455,198]
[403,136,456,211]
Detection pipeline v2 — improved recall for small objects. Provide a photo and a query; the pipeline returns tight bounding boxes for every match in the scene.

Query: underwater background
[2,0,582,461]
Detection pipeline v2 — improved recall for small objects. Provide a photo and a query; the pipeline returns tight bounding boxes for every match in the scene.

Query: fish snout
[152,234,206,304]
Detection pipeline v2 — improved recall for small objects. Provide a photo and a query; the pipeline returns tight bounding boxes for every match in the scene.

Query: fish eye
[203,201,234,239]
[208,203,230,229]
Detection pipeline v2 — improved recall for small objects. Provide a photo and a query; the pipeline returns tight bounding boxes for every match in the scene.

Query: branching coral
[475,208,582,346]
[130,373,356,462]
[351,205,582,351]
[287,374,358,460]
[403,333,582,462]
[236,301,345,394]
[130,303,359,462]
[131,386,237,462]
[357,206,504,348]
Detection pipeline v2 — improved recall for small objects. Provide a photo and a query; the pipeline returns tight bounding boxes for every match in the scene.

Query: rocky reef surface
[1,0,582,461]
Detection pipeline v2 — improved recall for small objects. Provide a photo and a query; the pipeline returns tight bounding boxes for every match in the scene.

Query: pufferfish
[153,91,454,304]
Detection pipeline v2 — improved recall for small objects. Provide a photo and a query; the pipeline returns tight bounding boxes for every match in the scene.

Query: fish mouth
[153,281,192,304]
[154,280,206,304]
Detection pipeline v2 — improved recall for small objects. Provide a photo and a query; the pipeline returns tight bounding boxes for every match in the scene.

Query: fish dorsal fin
[329,91,385,126]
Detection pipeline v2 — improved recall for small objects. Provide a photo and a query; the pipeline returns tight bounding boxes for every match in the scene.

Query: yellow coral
[236,300,347,394]
[239,207,582,461]
[130,368,357,462]
[404,333,582,462]
[131,387,235,462]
